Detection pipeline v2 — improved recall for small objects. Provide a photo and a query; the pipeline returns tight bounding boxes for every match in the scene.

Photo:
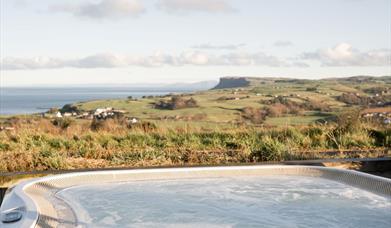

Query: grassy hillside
[72,76,390,126]
[0,76,390,175]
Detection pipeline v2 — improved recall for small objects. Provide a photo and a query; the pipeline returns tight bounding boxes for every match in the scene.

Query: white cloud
[1,50,308,70]
[133,51,178,67]
[71,53,128,68]
[1,53,127,70]
[179,51,210,65]
[302,43,390,66]
[222,52,290,67]
[50,0,145,19]
[274,41,293,47]
[192,43,246,50]
[1,57,66,70]
[7,45,387,70]
[157,0,235,13]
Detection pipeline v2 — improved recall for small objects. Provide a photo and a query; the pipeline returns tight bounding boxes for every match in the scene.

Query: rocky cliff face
[213,77,251,89]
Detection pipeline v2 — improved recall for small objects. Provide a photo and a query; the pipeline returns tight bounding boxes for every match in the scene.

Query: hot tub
[1,165,390,227]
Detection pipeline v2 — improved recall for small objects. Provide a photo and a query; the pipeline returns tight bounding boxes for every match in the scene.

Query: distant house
[361,107,391,117]
[93,107,126,120]
[56,112,62,118]
[63,112,72,117]
[361,107,391,125]
[76,112,93,119]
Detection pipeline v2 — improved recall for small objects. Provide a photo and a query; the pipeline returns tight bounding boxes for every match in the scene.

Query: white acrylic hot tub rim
[1,165,391,228]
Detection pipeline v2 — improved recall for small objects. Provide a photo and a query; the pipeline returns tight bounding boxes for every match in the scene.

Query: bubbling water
[57,176,391,227]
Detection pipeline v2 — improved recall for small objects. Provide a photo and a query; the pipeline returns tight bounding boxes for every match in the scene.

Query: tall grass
[0,117,389,172]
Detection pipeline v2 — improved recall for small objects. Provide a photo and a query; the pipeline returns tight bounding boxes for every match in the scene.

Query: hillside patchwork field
[0,76,390,179]
[73,76,390,126]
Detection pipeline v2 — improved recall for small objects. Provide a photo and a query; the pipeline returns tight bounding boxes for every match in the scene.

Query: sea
[0,87,191,115]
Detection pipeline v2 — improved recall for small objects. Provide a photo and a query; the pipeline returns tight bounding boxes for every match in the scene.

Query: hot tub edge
[1,165,390,227]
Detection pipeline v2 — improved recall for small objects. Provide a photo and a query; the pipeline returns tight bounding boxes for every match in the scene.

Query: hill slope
[69,75,390,127]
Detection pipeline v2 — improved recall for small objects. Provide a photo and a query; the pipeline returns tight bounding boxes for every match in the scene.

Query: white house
[63,113,72,117]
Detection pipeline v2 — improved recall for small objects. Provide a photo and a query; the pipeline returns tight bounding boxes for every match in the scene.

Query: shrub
[128,122,157,132]
[369,129,391,147]
[91,118,127,131]
[154,96,198,110]
[305,126,324,138]
[52,118,74,129]
[0,143,10,151]
[33,150,67,170]
[261,97,307,116]
[306,87,317,91]
[91,119,107,131]
[289,105,304,115]
[8,135,19,143]
[48,138,63,149]
[250,136,287,161]
[60,104,80,113]
[304,100,331,112]
[266,103,289,117]
[335,109,362,133]
[241,107,267,124]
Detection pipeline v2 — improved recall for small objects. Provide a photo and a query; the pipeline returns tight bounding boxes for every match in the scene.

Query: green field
[71,76,389,126]
[0,76,390,176]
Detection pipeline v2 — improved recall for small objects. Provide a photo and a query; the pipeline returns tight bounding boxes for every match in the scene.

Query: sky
[0,0,390,86]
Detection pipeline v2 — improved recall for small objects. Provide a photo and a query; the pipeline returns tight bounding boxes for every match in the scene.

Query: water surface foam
[57,175,391,227]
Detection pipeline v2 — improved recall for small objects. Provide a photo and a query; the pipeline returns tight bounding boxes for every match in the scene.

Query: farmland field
[0,76,390,180]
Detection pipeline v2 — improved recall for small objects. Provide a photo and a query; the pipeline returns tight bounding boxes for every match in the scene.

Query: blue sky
[0,0,390,86]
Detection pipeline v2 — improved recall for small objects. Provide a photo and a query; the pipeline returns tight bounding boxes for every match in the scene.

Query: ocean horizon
[0,87,192,115]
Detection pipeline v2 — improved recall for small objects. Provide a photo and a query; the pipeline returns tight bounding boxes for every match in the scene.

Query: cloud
[302,43,391,66]
[132,51,179,67]
[50,0,145,19]
[157,0,235,13]
[192,43,246,50]
[71,53,128,68]
[1,53,127,70]
[220,52,289,67]
[1,50,307,70]
[177,51,294,67]
[291,62,310,68]
[1,57,66,70]
[49,0,235,19]
[179,51,210,65]
[274,41,293,47]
